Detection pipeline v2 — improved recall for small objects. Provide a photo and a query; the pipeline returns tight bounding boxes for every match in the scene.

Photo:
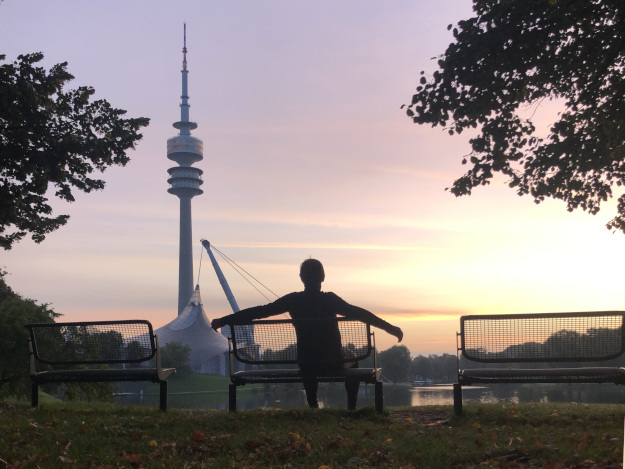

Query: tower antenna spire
[183,22,187,71]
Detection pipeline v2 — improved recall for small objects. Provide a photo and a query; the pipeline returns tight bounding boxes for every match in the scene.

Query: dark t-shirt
[220,290,394,371]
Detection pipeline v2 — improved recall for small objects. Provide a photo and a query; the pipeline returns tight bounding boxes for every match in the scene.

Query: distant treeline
[409,353,457,382]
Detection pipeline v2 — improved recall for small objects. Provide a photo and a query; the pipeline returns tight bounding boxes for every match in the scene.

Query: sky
[2,1,625,356]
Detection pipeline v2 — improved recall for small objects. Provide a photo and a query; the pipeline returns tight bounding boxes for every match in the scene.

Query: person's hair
[299,258,325,286]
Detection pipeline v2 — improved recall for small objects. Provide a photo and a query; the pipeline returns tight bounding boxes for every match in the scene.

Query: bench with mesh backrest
[227,317,384,412]
[26,320,176,411]
[454,311,625,415]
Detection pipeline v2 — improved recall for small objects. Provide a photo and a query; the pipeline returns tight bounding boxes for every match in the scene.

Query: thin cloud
[212,241,436,252]
[376,308,466,320]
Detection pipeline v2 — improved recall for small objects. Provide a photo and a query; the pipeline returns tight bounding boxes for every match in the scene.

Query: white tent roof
[155,286,228,374]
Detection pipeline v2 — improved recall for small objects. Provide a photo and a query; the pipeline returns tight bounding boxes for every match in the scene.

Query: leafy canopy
[0,53,149,249]
[404,0,625,232]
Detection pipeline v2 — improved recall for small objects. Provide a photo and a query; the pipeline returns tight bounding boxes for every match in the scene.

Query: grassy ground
[1,401,624,468]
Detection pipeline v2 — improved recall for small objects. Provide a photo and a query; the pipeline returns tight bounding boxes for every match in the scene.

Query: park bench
[227,317,384,412]
[454,311,625,415]
[26,320,176,411]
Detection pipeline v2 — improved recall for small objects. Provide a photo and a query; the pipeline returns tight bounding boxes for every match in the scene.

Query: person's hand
[394,326,403,342]
[211,318,222,331]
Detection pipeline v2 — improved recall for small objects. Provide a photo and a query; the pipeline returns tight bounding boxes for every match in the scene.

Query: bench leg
[453,383,462,416]
[31,383,39,408]
[375,381,383,413]
[159,381,168,411]
[229,384,237,412]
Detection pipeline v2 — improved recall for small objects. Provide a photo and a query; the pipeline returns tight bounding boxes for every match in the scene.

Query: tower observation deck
[168,23,204,315]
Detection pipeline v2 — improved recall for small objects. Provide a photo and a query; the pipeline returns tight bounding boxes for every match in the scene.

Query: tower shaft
[177,196,194,314]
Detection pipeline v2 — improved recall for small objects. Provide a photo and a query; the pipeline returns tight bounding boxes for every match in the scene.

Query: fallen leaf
[579,460,596,468]
[148,440,158,447]
[191,430,206,442]
[123,452,142,465]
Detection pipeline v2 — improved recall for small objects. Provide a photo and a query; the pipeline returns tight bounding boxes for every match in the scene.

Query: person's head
[299,258,325,290]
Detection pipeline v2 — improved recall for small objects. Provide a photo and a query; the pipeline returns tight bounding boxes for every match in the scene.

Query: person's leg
[345,377,360,410]
[302,372,319,408]
[345,362,360,410]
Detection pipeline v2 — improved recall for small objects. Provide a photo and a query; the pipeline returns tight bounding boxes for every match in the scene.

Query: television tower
[167,23,204,315]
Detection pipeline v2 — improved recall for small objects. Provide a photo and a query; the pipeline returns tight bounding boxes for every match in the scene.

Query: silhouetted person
[211,258,403,410]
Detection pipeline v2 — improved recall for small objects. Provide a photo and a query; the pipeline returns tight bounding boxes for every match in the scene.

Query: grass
[1,401,624,468]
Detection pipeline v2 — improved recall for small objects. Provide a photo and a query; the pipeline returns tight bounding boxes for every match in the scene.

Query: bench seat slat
[460,367,625,383]
[231,367,381,385]
[31,367,176,384]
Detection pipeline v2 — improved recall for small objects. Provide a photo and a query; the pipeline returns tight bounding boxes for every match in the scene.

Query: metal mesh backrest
[27,320,155,365]
[231,318,372,365]
[461,312,625,363]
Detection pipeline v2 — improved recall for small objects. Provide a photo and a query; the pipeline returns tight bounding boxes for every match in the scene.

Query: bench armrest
[28,339,36,376]
[155,334,163,370]
[372,330,379,371]
[228,337,235,378]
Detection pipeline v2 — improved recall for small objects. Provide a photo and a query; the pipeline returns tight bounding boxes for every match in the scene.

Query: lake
[116,382,625,410]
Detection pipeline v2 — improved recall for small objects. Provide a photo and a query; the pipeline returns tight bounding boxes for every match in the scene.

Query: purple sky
[2,1,624,355]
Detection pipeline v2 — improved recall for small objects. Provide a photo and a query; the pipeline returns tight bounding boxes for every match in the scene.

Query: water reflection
[115,382,625,410]
[410,383,625,407]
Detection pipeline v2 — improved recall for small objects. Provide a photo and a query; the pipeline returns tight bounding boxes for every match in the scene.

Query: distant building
[155,286,227,374]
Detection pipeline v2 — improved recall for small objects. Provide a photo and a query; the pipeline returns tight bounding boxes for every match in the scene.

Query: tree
[410,354,433,381]
[0,270,59,397]
[404,0,625,232]
[160,341,192,374]
[0,272,119,402]
[378,345,412,383]
[0,53,149,249]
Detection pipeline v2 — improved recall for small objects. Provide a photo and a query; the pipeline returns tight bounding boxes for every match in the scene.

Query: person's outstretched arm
[211,295,291,331]
[331,294,403,342]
